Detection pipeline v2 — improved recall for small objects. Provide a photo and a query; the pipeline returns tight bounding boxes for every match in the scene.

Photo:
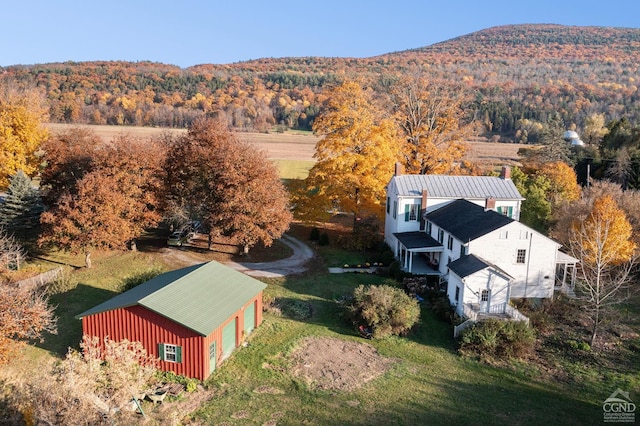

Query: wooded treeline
[1,24,638,137]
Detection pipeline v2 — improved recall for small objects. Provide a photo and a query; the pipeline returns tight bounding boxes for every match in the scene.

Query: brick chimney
[500,166,511,180]
[485,197,496,211]
[420,189,428,230]
[394,162,404,176]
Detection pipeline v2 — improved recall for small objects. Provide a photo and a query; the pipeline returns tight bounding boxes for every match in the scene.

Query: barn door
[222,318,237,358]
[244,302,256,335]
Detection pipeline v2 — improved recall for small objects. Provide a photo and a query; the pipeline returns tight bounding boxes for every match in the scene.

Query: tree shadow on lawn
[37,284,118,357]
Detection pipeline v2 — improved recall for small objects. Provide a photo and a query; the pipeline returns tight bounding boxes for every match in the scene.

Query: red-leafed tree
[39,130,165,267]
[165,118,292,254]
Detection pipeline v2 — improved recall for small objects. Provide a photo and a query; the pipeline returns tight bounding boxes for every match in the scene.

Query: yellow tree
[0,93,50,188]
[569,194,637,346]
[389,74,473,175]
[304,80,401,226]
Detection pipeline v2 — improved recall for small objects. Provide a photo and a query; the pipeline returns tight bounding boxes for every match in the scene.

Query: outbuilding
[76,261,266,380]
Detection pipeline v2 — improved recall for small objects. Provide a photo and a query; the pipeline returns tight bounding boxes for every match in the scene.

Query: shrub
[458,319,535,360]
[309,227,320,241]
[345,283,420,339]
[120,266,165,292]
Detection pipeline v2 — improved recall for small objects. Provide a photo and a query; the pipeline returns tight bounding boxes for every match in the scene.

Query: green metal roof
[76,261,267,336]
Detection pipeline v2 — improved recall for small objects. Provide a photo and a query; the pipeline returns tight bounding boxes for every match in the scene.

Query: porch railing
[455,302,530,337]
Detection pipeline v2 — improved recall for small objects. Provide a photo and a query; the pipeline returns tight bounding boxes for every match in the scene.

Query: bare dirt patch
[289,337,396,392]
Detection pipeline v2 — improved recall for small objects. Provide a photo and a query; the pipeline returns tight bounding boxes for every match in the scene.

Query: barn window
[516,249,527,264]
[159,343,182,363]
[481,289,489,302]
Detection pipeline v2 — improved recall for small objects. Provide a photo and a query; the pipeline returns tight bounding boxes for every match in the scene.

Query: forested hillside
[2,24,638,139]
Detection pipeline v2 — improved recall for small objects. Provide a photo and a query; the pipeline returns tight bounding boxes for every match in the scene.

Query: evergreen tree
[0,170,43,235]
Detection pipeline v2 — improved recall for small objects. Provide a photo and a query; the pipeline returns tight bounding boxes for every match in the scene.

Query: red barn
[76,261,266,380]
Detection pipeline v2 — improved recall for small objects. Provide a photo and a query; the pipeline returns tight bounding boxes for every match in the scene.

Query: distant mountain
[2,24,639,137]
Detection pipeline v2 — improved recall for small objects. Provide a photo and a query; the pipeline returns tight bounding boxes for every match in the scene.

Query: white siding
[468,222,559,299]
[447,269,510,317]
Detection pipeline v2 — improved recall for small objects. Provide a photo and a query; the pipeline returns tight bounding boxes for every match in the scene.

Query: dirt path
[160,234,315,277]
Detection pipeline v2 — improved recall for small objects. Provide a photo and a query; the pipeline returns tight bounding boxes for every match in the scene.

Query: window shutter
[176,346,182,363]
[417,205,421,218]
[404,204,410,221]
[497,206,503,215]
[508,206,513,218]
[158,343,165,361]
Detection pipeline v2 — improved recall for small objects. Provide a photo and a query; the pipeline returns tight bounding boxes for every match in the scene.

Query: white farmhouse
[384,164,523,253]
[383,168,578,332]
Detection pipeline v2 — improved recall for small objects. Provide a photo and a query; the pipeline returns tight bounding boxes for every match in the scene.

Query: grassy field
[6,224,632,425]
[45,123,526,179]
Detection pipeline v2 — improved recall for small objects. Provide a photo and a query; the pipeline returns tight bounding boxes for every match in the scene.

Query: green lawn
[193,272,601,425]
[21,235,632,425]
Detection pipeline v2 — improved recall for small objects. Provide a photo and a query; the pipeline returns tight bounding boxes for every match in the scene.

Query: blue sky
[2,1,639,68]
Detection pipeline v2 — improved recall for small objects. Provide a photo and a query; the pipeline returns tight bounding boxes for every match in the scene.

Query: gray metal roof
[76,261,266,336]
[390,175,523,200]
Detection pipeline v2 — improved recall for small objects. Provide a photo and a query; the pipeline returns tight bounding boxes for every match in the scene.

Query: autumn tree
[569,194,638,346]
[302,80,401,225]
[39,131,165,267]
[582,113,608,146]
[0,229,26,271]
[0,90,50,188]
[512,161,580,232]
[165,118,292,254]
[388,74,473,174]
[0,283,57,365]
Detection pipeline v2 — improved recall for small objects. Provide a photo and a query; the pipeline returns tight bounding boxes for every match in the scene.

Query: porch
[393,231,443,275]
[555,251,579,297]
[453,302,530,338]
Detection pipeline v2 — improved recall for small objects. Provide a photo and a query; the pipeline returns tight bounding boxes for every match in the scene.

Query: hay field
[45,123,524,166]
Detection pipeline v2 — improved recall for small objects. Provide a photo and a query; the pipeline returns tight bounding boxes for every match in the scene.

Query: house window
[393,201,397,219]
[447,235,453,250]
[497,206,514,218]
[499,230,508,239]
[520,230,529,239]
[405,204,420,221]
[481,289,489,302]
[460,245,466,257]
[438,229,444,243]
[159,343,182,363]
[386,197,390,214]
[454,286,460,302]
[516,249,527,264]
[426,221,432,236]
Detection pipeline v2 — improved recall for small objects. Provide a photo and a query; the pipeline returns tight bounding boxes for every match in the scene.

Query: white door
[480,289,491,312]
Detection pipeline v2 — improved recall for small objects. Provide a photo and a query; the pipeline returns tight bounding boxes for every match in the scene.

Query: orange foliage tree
[569,194,638,346]
[39,131,165,267]
[0,284,57,365]
[165,118,292,254]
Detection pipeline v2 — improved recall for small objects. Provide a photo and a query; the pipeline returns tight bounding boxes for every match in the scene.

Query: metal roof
[76,261,266,336]
[391,175,523,200]
[426,199,513,242]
